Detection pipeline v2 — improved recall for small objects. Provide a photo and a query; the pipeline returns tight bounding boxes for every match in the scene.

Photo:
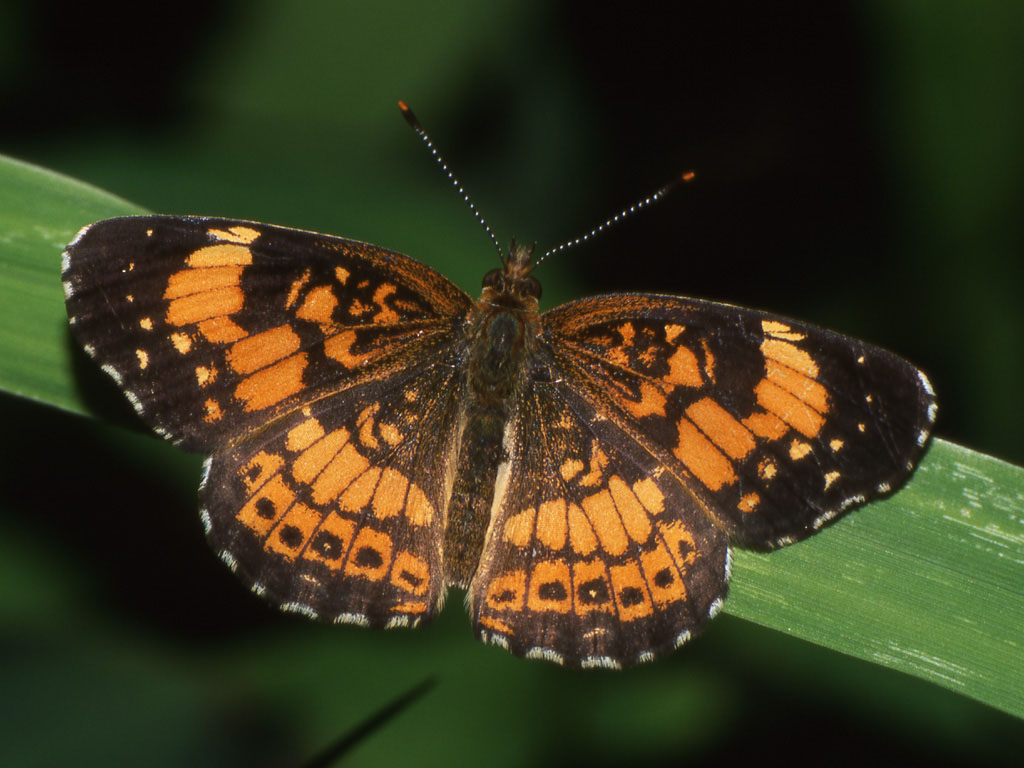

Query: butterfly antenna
[398,101,504,260]
[535,170,696,267]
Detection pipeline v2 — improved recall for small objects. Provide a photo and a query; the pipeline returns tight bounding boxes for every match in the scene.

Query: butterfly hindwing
[541,294,937,549]
[201,346,466,626]
[62,215,472,451]
[470,364,732,667]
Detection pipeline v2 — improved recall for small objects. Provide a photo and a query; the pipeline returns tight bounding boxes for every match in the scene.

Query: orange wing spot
[824,470,840,490]
[664,323,685,344]
[293,428,350,484]
[371,468,409,520]
[701,338,716,383]
[738,492,760,513]
[335,266,350,285]
[536,498,568,550]
[139,317,153,331]
[503,508,536,547]
[527,560,572,614]
[348,299,370,317]
[608,476,651,544]
[197,315,247,343]
[581,490,629,556]
[830,438,844,452]
[208,226,260,244]
[633,477,665,515]
[755,379,824,438]
[235,353,307,411]
[757,457,778,481]
[302,511,356,568]
[609,562,654,621]
[203,398,222,422]
[297,284,338,324]
[641,542,686,606]
[239,451,284,495]
[325,330,376,368]
[344,527,393,581]
[616,322,636,345]
[372,283,400,325]
[484,569,527,612]
[228,326,301,375]
[789,440,812,460]
[567,503,598,556]
[338,467,381,513]
[673,416,736,492]
[312,441,369,505]
[686,397,756,461]
[659,519,698,572]
[166,286,244,326]
[164,265,243,300]
[761,338,819,378]
[136,349,149,370]
[579,444,609,487]
[379,421,403,447]
[356,404,380,450]
[391,550,430,595]
[237,474,294,536]
[559,458,584,482]
[572,559,614,614]
[857,423,867,433]
[621,382,668,419]
[266,502,322,560]
[762,320,806,341]
[766,360,828,413]
[392,601,428,614]
[284,269,311,309]
[195,364,218,387]
[743,410,789,440]
[185,243,253,268]
[478,615,514,634]
[405,484,434,526]
[665,345,702,387]
[286,418,326,453]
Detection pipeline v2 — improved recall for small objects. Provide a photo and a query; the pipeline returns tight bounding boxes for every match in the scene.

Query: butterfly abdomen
[443,303,539,588]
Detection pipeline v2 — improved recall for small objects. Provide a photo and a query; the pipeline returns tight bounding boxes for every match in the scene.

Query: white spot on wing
[281,602,319,620]
[199,508,212,534]
[219,549,239,572]
[334,612,370,628]
[525,647,565,665]
[580,656,621,670]
[100,363,123,385]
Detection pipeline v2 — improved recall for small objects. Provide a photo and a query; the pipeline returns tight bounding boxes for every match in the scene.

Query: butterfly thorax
[442,244,542,588]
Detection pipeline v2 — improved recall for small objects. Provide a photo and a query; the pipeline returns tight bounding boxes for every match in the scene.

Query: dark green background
[1,2,1022,766]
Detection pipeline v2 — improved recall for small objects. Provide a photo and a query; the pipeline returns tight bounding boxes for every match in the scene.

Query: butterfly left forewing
[63,215,472,451]
[541,294,937,549]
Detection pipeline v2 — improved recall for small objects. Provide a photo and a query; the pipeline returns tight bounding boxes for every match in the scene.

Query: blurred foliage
[1,2,1023,766]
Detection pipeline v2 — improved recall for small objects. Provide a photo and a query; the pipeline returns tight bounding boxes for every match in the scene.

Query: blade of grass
[2,154,1021,718]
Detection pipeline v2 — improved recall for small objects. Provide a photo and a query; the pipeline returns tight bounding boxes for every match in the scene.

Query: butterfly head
[480,240,542,307]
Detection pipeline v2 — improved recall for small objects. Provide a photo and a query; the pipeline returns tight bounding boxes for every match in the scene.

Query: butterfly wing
[63,215,475,624]
[63,216,471,451]
[470,292,935,666]
[540,294,936,549]
[469,364,732,667]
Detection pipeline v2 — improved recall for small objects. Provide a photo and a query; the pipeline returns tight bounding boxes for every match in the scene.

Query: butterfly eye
[522,275,542,300]
[482,268,503,289]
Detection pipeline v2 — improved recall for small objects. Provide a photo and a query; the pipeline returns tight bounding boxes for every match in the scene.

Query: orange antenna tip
[397,101,421,129]
[681,170,696,182]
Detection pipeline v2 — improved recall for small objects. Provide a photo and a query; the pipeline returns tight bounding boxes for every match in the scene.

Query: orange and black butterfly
[62,107,936,668]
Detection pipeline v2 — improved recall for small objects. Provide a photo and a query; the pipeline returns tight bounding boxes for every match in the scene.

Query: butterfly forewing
[541,294,936,549]
[63,216,472,451]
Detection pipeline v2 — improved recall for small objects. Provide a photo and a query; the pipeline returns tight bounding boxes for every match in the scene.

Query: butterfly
[62,109,936,669]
